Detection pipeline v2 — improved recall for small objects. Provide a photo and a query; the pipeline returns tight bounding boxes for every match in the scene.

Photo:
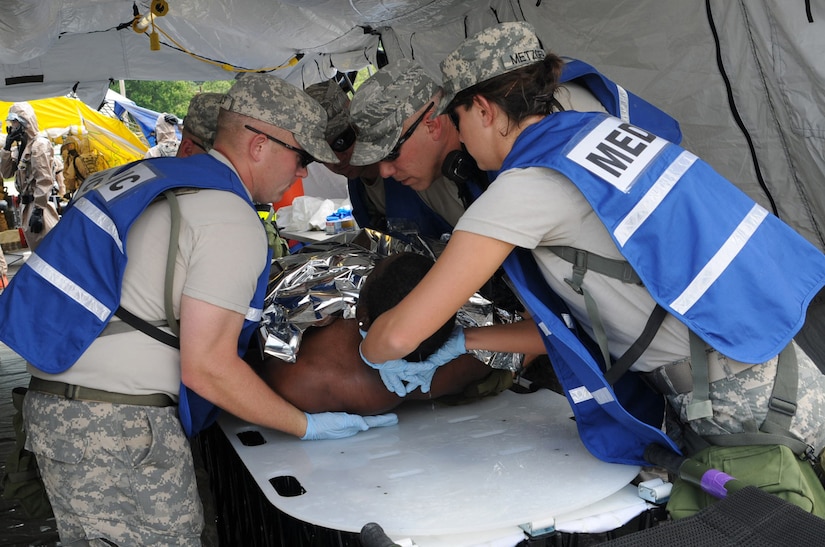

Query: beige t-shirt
[360,175,387,219]
[554,81,608,113]
[32,161,268,396]
[455,80,689,371]
[416,175,466,228]
[456,166,690,371]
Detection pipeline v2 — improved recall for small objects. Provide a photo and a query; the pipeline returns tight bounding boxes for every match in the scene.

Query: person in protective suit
[0,155,7,286]
[0,134,8,282]
[144,112,181,158]
[0,102,60,252]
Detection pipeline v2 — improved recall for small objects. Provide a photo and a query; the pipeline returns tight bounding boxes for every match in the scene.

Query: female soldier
[359,22,825,517]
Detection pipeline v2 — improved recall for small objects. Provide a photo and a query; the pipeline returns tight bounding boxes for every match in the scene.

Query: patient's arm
[251,318,496,415]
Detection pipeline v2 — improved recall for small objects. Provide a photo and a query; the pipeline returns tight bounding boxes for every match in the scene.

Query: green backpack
[667,444,825,520]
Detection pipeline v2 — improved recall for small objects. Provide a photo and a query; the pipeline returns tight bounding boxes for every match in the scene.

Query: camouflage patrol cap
[305,80,351,141]
[436,22,546,115]
[184,92,223,149]
[349,59,440,166]
[221,73,338,164]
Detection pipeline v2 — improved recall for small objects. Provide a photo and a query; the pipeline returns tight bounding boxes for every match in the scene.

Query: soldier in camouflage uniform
[20,73,396,546]
[360,21,825,518]
[347,59,470,238]
[176,91,290,257]
[176,92,223,158]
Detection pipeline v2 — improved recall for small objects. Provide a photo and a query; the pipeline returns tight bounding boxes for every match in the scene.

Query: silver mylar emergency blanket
[258,228,522,372]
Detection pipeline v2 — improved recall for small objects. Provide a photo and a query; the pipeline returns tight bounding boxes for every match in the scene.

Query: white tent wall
[711,1,825,252]
[514,0,825,253]
[1,0,824,251]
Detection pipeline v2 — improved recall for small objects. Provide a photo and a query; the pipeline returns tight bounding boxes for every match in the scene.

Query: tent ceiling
[2,0,825,253]
[0,0,487,106]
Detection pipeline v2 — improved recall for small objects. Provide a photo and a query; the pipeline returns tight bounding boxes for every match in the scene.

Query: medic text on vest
[75,162,159,203]
[567,117,668,193]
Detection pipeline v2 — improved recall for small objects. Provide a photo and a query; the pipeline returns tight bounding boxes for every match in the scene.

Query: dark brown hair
[359,252,456,362]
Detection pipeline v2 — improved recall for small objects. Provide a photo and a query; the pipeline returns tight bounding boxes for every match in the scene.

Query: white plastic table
[218,389,645,545]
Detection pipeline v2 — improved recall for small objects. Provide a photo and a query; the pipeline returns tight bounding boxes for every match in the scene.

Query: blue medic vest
[496,112,825,464]
[560,58,682,145]
[348,176,454,240]
[504,248,679,465]
[0,154,272,436]
[479,57,682,195]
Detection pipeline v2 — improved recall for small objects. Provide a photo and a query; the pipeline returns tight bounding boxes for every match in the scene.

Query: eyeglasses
[330,126,357,153]
[244,124,314,167]
[383,102,434,162]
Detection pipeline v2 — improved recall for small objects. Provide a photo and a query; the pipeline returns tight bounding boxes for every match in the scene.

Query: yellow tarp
[1,96,147,168]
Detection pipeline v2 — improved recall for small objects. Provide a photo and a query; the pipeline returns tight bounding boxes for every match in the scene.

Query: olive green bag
[667,444,825,520]
[1,387,54,519]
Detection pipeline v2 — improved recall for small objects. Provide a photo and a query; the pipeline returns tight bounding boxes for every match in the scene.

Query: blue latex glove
[402,326,467,394]
[359,342,410,396]
[359,326,467,396]
[301,411,398,440]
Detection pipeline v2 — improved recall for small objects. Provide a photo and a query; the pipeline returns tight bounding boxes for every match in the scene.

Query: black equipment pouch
[1,387,54,519]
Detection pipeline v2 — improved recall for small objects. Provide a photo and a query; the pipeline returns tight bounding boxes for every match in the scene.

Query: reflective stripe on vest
[503,248,679,466]
[502,111,825,364]
[0,154,272,436]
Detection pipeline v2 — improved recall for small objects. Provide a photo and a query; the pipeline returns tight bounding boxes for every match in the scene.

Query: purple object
[701,469,735,499]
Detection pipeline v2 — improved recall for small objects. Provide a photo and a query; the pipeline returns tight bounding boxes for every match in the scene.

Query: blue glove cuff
[359,341,381,370]
[301,412,316,440]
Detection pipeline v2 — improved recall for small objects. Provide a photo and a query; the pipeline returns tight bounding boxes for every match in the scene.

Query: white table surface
[218,389,643,542]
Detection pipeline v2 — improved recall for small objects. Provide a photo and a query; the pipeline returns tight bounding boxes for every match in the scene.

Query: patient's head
[358,252,456,362]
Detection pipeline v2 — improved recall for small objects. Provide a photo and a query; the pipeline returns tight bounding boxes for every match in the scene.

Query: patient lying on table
[248,252,512,414]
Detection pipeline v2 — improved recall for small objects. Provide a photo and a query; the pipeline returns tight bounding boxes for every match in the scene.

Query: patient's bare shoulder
[255,318,398,414]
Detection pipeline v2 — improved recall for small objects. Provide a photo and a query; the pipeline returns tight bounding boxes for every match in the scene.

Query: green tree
[110,80,233,119]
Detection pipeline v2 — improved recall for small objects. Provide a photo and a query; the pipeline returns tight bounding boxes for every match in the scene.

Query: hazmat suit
[0,102,60,251]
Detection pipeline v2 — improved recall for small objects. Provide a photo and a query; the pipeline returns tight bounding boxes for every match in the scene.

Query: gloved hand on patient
[301,411,398,440]
[359,326,467,397]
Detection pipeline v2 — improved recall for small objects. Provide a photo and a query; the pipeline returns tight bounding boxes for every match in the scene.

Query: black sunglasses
[383,102,434,162]
[244,124,314,167]
[330,126,357,153]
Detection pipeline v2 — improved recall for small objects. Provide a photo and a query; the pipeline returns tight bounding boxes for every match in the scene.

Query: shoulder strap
[685,330,714,421]
[110,189,181,347]
[163,190,180,336]
[687,341,813,459]
[550,245,664,380]
[549,246,643,285]
[604,304,667,384]
[113,305,180,349]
